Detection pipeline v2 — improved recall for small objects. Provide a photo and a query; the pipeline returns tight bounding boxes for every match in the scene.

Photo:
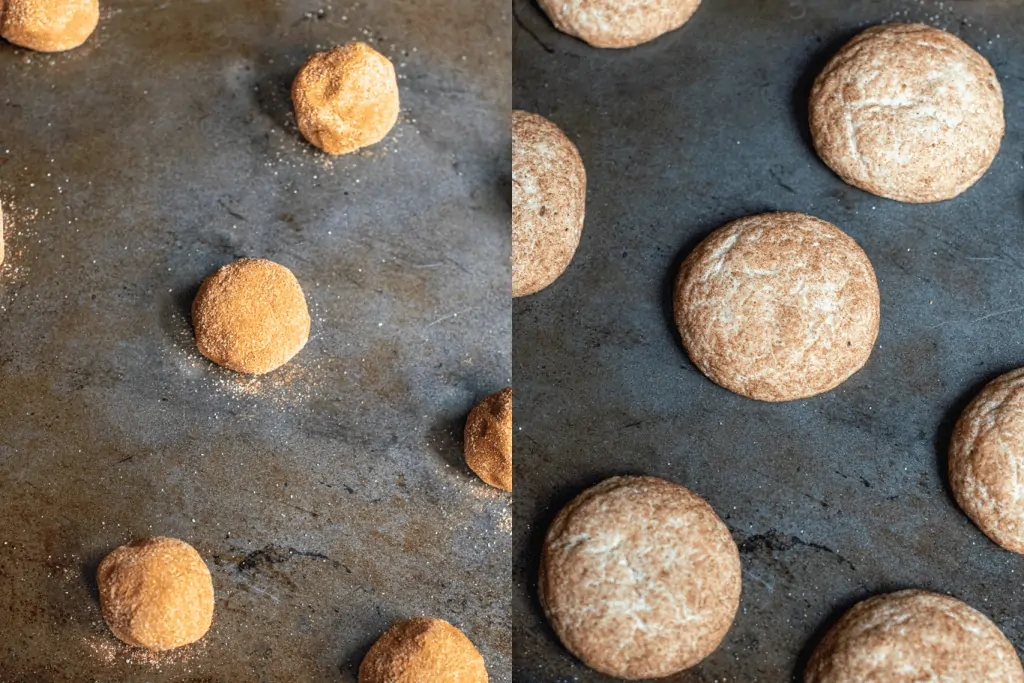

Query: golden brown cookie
[512,110,585,298]
[674,212,879,402]
[810,23,1004,203]
[292,42,400,155]
[949,368,1024,553]
[192,258,310,375]
[464,387,512,491]
[537,0,700,48]
[97,537,214,651]
[805,590,1024,682]
[0,0,99,52]
[359,617,488,682]
[539,476,741,679]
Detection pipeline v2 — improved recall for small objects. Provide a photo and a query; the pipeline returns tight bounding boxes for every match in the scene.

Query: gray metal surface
[513,1,1024,680]
[0,1,510,680]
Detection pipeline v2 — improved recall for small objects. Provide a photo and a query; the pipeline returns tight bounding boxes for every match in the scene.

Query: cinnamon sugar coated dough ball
[674,212,879,402]
[464,387,512,491]
[97,537,214,651]
[192,258,310,375]
[0,0,99,52]
[539,476,741,679]
[359,617,488,682]
[810,23,1004,203]
[806,590,1024,682]
[949,368,1024,553]
[512,110,585,297]
[292,42,399,155]
[537,0,700,48]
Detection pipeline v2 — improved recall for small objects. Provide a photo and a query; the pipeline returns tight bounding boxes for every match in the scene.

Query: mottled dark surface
[513,0,1024,680]
[0,1,510,680]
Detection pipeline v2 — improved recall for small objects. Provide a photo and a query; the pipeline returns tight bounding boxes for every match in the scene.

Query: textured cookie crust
[292,42,399,155]
[359,617,488,683]
[809,23,1004,203]
[674,212,879,402]
[537,0,700,48]
[0,0,98,52]
[805,590,1024,682]
[512,110,586,298]
[192,258,310,375]
[464,387,512,491]
[539,476,741,679]
[950,368,1024,553]
[97,537,214,651]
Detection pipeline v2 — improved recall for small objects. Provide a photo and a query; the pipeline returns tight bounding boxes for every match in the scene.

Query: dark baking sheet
[513,0,1024,680]
[0,1,510,680]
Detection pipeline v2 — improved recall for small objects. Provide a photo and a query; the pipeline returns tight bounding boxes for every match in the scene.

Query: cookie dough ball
[806,590,1024,682]
[192,258,310,375]
[537,0,700,48]
[97,537,214,651]
[359,617,488,682]
[464,387,512,491]
[539,476,741,679]
[292,42,400,155]
[512,110,586,297]
[810,23,1004,203]
[949,368,1024,553]
[0,0,99,52]
[674,212,879,402]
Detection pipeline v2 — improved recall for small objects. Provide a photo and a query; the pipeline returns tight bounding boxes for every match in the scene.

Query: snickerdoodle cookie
[949,368,1024,553]
[464,387,512,492]
[97,537,214,651]
[0,0,98,52]
[674,212,879,402]
[512,110,586,297]
[537,0,700,48]
[805,590,1024,682]
[359,617,488,682]
[810,23,1004,203]
[539,476,740,679]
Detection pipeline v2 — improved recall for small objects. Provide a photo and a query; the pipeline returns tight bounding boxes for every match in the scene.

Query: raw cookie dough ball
[810,23,1004,203]
[674,212,879,402]
[537,0,700,48]
[359,617,488,682]
[192,258,310,375]
[292,42,400,155]
[949,368,1024,553]
[0,0,99,52]
[805,590,1024,682]
[464,387,512,491]
[539,476,741,679]
[97,537,214,651]
[512,110,586,297]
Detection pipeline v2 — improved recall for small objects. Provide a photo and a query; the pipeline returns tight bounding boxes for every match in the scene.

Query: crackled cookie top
[537,0,701,48]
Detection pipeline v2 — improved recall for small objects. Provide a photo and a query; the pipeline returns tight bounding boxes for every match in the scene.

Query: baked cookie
[512,110,585,297]
[464,387,512,492]
[805,590,1024,682]
[950,368,1024,553]
[359,617,488,682]
[0,0,99,52]
[674,212,879,402]
[536,0,700,48]
[539,476,740,679]
[810,23,1004,203]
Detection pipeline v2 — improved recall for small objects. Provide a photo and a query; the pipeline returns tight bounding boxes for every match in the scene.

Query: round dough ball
[806,590,1024,682]
[537,0,700,48]
[97,537,214,651]
[292,42,400,155]
[512,110,586,298]
[674,212,879,402]
[539,476,741,679]
[0,0,99,52]
[949,368,1024,553]
[464,387,512,491]
[192,258,310,375]
[810,23,1004,203]
[359,617,488,682]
